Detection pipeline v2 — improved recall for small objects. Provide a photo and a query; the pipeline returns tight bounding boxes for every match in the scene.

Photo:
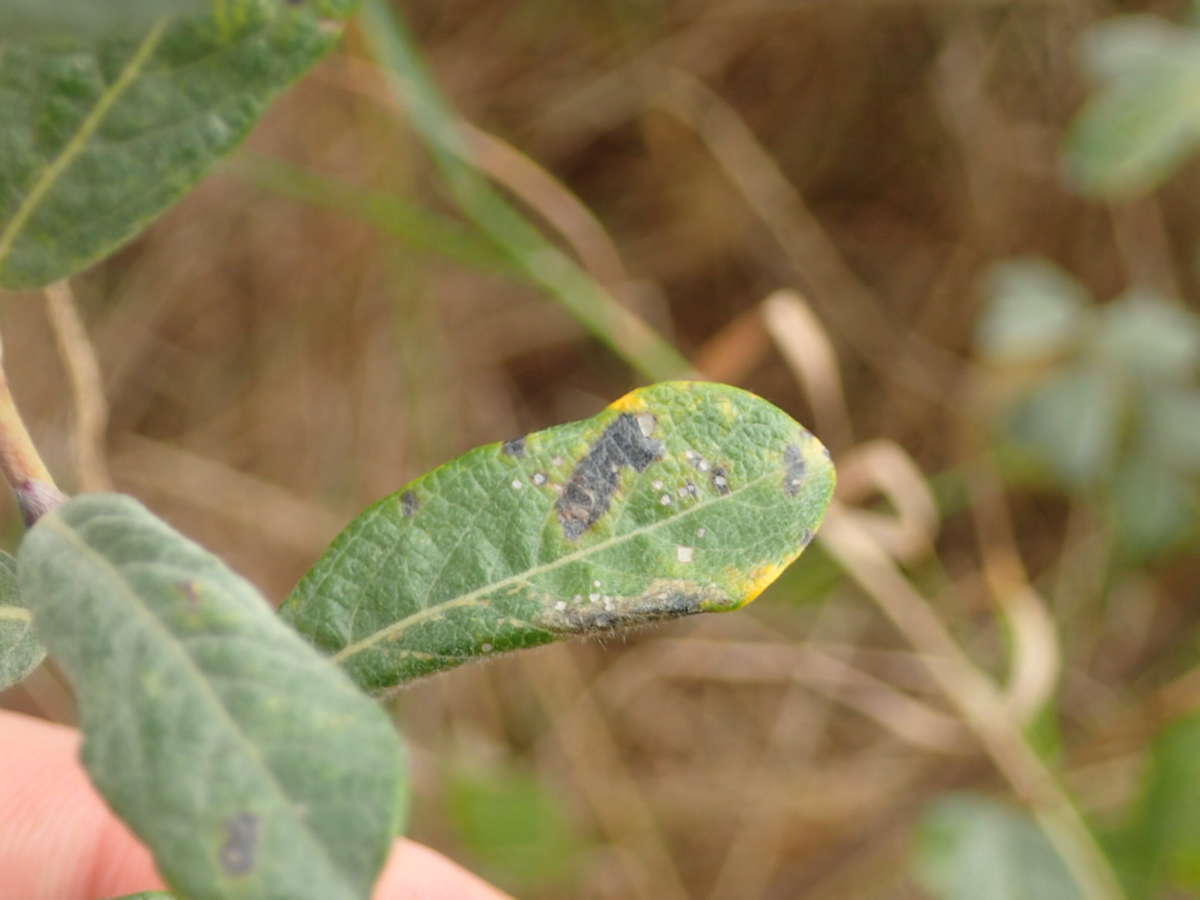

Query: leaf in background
[0,549,45,689]
[976,257,1090,363]
[108,894,178,900]
[1111,457,1197,560]
[1066,16,1200,198]
[1144,388,1200,473]
[1007,365,1122,488]
[282,381,835,694]
[1088,290,1200,384]
[448,762,580,894]
[2,0,208,38]
[0,0,358,289]
[915,793,1081,900]
[19,494,405,900]
[1114,715,1200,894]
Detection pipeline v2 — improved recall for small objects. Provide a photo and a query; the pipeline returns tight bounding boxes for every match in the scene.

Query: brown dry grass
[5,1,1200,897]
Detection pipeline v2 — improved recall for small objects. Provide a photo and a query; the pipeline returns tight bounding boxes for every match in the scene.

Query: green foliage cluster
[978,258,1200,559]
[4,0,1200,897]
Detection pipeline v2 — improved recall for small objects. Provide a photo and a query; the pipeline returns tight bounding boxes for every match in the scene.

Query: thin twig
[45,280,111,491]
[819,505,1126,900]
[0,332,65,526]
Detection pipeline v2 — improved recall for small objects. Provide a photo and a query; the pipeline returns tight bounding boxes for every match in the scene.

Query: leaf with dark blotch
[281,381,836,695]
[0,550,45,689]
[0,0,358,289]
[19,495,405,900]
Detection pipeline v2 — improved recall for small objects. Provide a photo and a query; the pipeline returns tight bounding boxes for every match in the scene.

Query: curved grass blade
[0,0,358,289]
[0,550,45,689]
[282,381,835,695]
[19,494,405,900]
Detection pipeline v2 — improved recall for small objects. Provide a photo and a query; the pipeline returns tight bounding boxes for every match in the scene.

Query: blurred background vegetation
[4,0,1200,897]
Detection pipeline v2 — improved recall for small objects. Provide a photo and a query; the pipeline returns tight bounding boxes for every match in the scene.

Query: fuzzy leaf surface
[0,0,357,289]
[0,549,45,688]
[19,494,405,900]
[282,381,835,694]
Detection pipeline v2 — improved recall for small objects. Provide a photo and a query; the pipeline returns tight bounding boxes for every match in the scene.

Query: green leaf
[1007,365,1122,488]
[1143,388,1200,473]
[976,258,1090,363]
[0,549,46,689]
[0,1,358,289]
[19,494,405,900]
[107,894,177,900]
[915,793,1081,900]
[3,0,209,38]
[1110,715,1200,896]
[1066,17,1200,198]
[1111,457,1197,559]
[1088,290,1200,384]
[448,762,580,893]
[281,381,835,694]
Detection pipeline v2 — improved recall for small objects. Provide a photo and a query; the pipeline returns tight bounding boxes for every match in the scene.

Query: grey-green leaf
[915,793,1081,900]
[1066,17,1200,198]
[3,0,208,38]
[281,381,835,695]
[0,549,46,689]
[19,494,405,900]
[0,0,358,289]
[976,257,1090,363]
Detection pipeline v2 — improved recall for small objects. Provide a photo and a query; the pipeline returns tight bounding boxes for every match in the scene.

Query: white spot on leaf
[676,545,694,563]
[512,479,524,490]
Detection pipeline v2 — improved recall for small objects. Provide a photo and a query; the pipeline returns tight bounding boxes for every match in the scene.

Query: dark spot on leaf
[711,466,730,495]
[401,491,419,516]
[556,414,663,539]
[783,444,806,496]
[219,812,259,876]
[537,582,715,633]
[502,437,526,457]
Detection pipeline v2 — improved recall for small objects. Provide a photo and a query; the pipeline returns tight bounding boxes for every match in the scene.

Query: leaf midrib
[43,511,351,891]
[0,19,168,272]
[332,467,776,664]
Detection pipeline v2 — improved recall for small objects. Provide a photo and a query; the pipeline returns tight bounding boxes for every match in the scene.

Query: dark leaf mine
[556,413,663,540]
[400,490,419,517]
[783,444,806,496]
[502,437,526,457]
[219,811,259,876]
[537,581,725,633]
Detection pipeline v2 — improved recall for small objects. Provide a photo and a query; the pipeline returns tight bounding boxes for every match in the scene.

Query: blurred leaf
[1111,715,1200,896]
[1007,365,1122,488]
[1079,16,1191,81]
[0,0,358,289]
[448,764,579,892]
[281,382,836,695]
[1143,388,1200,473]
[108,894,177,900]
[1066,17,1200,198]
[2,0,208,38]
[915,793,1081,900]
[19,494,405,900]
[977,258,1090,363]
[1089,291,1200,383]
[0,549,45,689]
[1111,457,1196,559]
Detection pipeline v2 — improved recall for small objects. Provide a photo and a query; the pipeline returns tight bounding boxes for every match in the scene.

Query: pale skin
[0,710,508,900]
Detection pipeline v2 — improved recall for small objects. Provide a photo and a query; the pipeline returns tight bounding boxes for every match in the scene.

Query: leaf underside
[0,550,46,689]
[19,494,404,900]
[281,381,836,695]
[0,0,358,290]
